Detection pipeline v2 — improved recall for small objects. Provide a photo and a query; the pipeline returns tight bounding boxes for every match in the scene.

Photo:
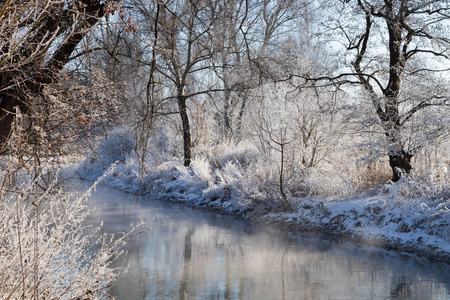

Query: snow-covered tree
[312,0,450,181]
[0,0,120,149]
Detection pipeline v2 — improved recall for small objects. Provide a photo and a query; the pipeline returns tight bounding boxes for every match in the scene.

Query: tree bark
[382,110,413,182]
[177,91,192,167]
[236,94,247,137]
[279,143,293,211]
[223,86,232,138]
[0,93,23,139]
[389,151,412,182]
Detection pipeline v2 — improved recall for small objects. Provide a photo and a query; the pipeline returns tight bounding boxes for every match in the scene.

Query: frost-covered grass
[78,130,450,262]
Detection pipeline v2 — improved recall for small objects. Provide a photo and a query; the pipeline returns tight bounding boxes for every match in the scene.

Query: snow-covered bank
[78,150,450,264]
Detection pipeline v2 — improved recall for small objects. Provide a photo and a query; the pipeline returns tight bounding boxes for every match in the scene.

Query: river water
[83,184,450,300]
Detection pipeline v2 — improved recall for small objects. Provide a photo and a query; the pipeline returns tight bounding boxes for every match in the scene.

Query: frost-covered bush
[293,168,345,197]
[139,123,182,166]
[80,127,136,180]
[0,174,140,299]
[96,127,135,166]
[162,157,213,194]
[189,157,213,182]
[203,161,244,200]
[210,140,259,168]
[383,171,450,200]
[235,157,284,201]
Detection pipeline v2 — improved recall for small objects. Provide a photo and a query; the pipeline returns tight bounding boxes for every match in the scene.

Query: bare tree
[234,0,307,133]
[127,0,236,166]
[308,0,450,181]
[257,99,296,211]
[208,0,248,138]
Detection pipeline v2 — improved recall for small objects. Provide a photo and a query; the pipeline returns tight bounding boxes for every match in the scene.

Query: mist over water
[83,184,450,300]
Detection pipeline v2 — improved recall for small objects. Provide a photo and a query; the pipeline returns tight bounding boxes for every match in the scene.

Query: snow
[77,140,450,263]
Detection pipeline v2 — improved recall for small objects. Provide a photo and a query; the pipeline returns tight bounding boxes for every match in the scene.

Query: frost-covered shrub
[203,161,244,200]
[210,140,259,168]
[302,168,349,197]
[239,157,284,201]
[140,123,182,166]
[383,171,450,199]
[96,127,135,165]
[80,127,136,180]
[0,176,140,299]
[189,156,213,183]
[158,157,213,197]
[167,157,213,185]
[218,161,245,184]
[355,160,392,189]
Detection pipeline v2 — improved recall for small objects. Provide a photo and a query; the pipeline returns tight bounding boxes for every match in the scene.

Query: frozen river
[83,184,450,300]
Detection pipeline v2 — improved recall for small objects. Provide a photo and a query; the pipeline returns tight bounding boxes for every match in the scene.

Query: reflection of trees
[281,248,287,300]
[179,227,194,300]
[390,282,412,298]
[390,275,413,299]
[225,249,231,300]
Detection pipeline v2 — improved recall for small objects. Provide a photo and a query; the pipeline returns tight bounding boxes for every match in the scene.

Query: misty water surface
[82,184,450,300]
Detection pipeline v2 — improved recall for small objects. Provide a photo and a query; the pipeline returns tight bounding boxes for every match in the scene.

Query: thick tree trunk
[383,121,413,182]
[389,151,412,182]
[177,92,192,167]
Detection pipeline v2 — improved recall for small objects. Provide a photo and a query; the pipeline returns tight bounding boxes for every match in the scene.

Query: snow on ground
[78,151,450,263]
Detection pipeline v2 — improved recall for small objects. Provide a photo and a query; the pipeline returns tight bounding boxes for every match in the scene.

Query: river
[83,184,450,300]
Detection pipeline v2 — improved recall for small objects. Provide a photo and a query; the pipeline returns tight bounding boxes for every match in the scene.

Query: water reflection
[82,184,450,300]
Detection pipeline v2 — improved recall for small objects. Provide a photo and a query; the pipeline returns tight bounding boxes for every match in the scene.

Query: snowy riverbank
[78,152,450,264]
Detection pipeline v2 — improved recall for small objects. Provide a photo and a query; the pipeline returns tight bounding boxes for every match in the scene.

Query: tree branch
[400,97,449,126]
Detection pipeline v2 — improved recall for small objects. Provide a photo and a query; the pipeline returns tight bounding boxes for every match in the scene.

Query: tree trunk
[383,120,413,182]
[177,91,192,167]
[223,86,232,138]
[381,119,413,182]
[389,151,412,182]
[279,143,293,211]
[236,94,247,137]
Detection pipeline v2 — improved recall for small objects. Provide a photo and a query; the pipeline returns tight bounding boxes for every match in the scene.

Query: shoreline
[90,178,450,264]
[77,157,450,265]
